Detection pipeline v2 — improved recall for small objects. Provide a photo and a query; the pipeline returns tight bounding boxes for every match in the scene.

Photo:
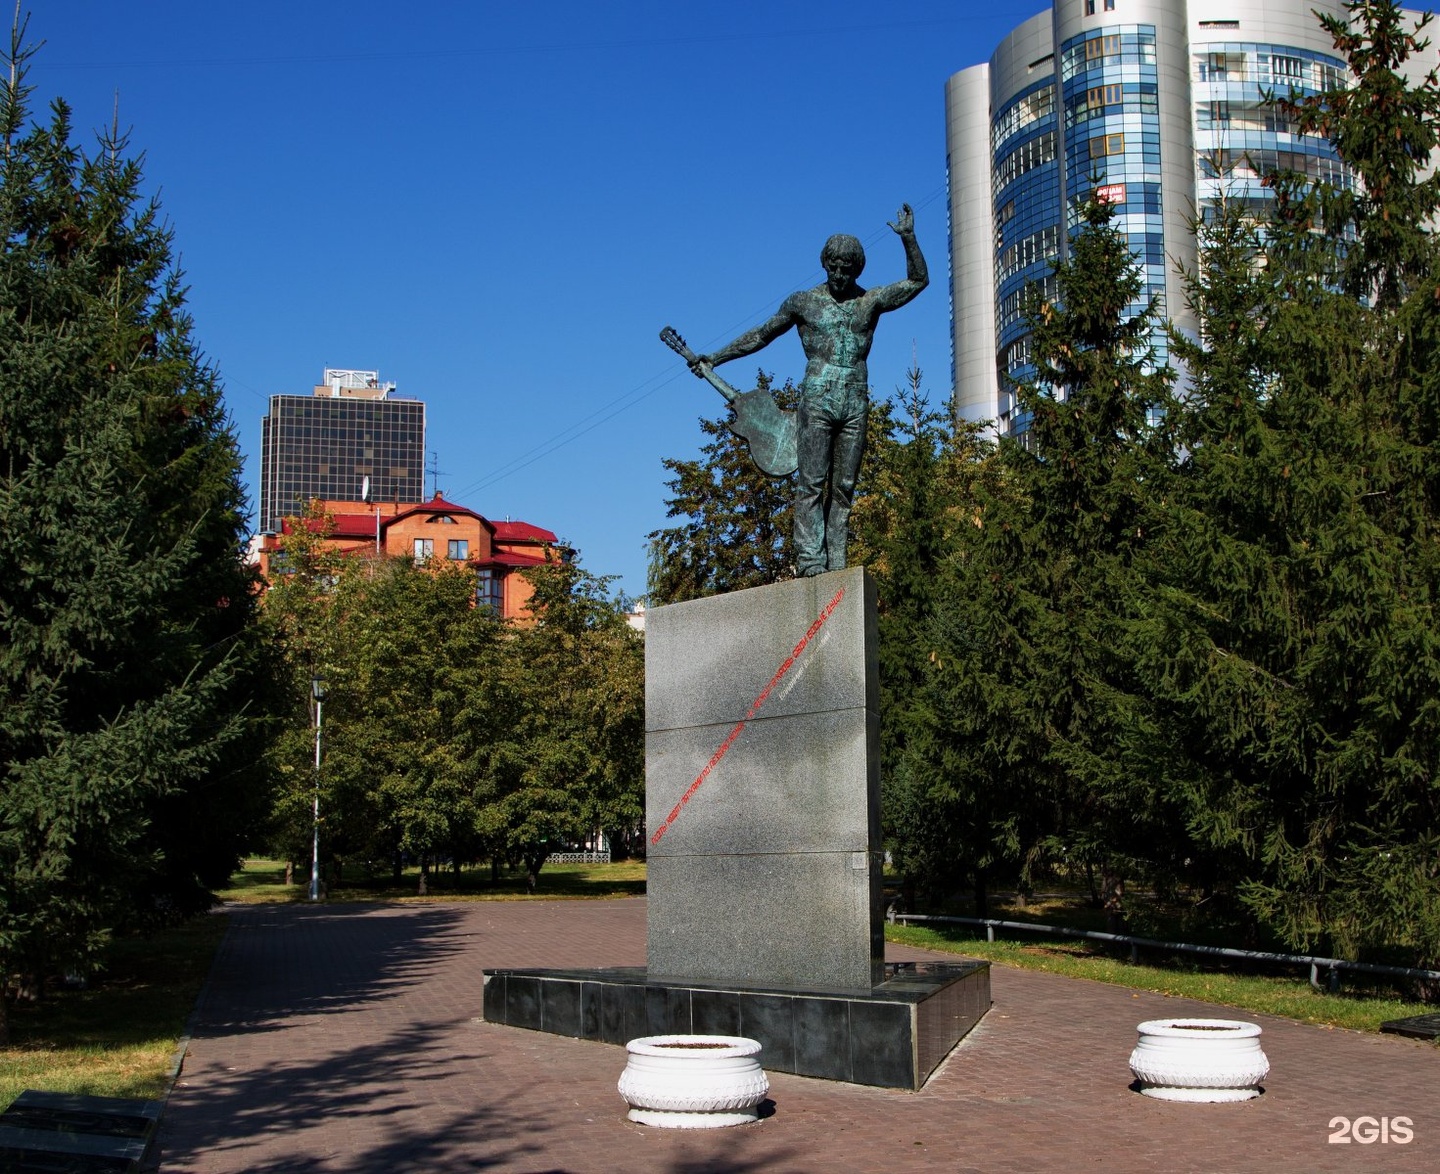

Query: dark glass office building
[258,370,426,534]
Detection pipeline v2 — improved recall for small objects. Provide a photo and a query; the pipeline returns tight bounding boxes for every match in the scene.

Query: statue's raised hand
[887,204,915,236]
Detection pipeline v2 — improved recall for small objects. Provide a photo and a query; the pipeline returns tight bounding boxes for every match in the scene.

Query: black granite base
[1380,1012,1440,1039]
[482,960,989,1090]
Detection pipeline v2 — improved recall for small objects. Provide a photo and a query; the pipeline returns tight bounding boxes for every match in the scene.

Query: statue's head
[821,234,865,295]
[821,234,865,274]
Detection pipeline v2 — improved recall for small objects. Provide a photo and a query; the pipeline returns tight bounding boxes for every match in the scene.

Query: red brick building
[253,492,560,622]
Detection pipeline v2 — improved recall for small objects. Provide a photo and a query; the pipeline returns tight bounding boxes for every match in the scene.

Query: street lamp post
[310,674,328,901]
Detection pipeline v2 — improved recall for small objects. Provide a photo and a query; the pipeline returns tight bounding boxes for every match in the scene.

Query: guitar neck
[661,327,740,405]
[695,364,740,405]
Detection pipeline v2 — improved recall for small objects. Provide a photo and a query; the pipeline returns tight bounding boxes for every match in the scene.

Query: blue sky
[26,0,1048,599]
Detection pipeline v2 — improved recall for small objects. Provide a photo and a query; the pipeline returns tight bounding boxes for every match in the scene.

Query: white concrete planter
[1129,1018,1270,1102]
[618,1035,769,1128]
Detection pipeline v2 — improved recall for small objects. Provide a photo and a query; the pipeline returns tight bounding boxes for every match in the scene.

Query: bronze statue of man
[692,205,927,576]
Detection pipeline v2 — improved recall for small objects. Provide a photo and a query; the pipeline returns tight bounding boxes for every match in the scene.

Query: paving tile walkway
[160,898,1440,1172]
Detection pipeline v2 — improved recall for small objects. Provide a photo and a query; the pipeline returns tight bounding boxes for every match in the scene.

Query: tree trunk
[0,989,8,1048]
[284,861,294,887]
[524,852,545,893]
[17,972,42,1004]
[1102,869,1126,935]
[491,855,500,883]
[417,854,428,896]
[392,849,403,885]
[973,868,989,919]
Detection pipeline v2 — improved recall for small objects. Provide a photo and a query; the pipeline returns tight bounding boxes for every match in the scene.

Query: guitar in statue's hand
[659,326,798,478]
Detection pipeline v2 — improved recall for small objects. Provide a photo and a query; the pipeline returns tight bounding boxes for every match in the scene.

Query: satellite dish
[361,476,372,504]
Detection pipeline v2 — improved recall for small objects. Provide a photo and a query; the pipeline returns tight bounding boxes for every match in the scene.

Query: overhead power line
[450,183,949,503]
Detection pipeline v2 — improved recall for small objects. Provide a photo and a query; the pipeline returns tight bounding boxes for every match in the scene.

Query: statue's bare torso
[693,206,928,574]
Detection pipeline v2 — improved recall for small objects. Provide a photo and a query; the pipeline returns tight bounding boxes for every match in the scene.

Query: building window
[1085,0,1095,14]
[1087,83,1123,110]
[993,86,1055,152]
[1085,34,1121,63]
[1088,132,1125,158]
[994,130,1057,190]
[476,568,503,612]
[1104,0,1115,10]
[413,538,433,564]
[996,224,1061,283]
[1272,54,1304,80]
[1005,335,1033,374]
[448,539,469,561]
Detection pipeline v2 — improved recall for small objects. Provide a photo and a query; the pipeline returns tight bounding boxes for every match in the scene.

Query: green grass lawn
[0,914,227,1110]
[885,920,1437,1034]
[215,856,648,903]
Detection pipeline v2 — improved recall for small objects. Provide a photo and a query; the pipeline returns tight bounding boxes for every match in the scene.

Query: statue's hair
[820,233,866,273]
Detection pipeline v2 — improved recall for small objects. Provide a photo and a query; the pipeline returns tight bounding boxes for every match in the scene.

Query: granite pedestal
[646,567,881,990]
[482,568,989,1088]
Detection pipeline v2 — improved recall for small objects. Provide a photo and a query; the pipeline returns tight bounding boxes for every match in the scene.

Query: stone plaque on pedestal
[645,566,882,992]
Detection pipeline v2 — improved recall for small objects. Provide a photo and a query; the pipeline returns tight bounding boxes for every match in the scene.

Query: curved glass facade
[1060,24,1168,369]
[946,0,1382,435]
[1193,42,1352,215]
[992,79,1063,424]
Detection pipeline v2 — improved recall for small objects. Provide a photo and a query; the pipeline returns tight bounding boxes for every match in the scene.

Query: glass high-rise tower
[945,0,1428,434]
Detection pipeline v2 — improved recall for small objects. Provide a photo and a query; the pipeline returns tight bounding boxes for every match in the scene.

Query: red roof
[484,549,550,568]
[385,492,496,533]
[492,519,557,544]
[278,494,555,551]
[281,514,375,540]
[331,514,380,539]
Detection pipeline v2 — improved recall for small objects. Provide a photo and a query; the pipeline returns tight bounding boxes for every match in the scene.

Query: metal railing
[544,850,611,865]
[887,912,1440,992]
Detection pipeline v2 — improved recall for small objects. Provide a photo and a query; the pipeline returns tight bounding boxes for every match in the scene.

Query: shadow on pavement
[166,904,567,1170]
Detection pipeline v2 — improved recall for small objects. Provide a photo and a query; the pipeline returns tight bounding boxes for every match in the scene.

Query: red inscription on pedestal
[650,586,846,846]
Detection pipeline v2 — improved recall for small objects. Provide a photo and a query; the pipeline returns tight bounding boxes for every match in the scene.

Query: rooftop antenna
[426,451,448,498]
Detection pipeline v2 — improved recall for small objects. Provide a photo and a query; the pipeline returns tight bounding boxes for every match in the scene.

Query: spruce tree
[0,17,271,1033]
[1147,0,1440,963]
[947,198,1183,927]
[849,369,1021,910]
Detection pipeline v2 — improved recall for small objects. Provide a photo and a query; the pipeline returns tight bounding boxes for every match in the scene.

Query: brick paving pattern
[161,898,1440,1172]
